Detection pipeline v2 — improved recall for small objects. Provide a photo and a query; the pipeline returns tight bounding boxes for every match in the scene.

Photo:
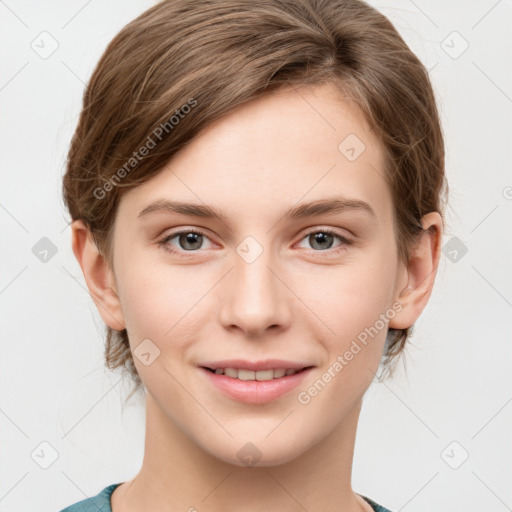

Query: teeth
[238,369,255,381]
[224,368,238,378]
[211,368,301,380]
[255,370,274,381]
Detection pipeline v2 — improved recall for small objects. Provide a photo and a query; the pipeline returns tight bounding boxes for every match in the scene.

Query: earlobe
[389,212,443,330]
[71,220,126,331]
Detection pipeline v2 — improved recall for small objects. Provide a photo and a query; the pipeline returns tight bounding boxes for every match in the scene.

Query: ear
[389,212,443,330]
[71,220,126,331]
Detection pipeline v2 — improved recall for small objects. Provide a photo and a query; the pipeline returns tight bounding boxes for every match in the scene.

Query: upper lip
[199,359,314,371]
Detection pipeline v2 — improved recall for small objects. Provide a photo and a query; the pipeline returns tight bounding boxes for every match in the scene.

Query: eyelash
[157,227,353,258]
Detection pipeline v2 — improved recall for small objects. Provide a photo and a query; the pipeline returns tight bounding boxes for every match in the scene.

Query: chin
[205,436,309,469]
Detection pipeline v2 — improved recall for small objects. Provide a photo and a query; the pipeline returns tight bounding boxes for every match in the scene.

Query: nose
[219,244,291,338]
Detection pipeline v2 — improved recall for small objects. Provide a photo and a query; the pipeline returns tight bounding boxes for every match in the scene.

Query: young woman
[60,0,446,510]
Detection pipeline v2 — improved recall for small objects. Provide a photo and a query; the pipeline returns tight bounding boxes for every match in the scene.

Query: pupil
[181,232,202,250]
[311,232,332,250]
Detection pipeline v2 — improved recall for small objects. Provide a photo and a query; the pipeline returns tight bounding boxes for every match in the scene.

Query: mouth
[201,366,313,381]
[198,361,315,404]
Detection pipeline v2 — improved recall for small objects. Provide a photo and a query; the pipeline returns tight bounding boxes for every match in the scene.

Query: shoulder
[59,483,122,512]
[361,494,396,512]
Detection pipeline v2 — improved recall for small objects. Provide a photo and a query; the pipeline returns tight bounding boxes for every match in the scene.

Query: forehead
[118,83,393,226]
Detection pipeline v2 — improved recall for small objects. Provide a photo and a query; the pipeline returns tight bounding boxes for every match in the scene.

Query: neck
[112,393,371,512]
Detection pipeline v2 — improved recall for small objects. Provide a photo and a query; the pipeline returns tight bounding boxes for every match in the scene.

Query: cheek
[295,267,395,414]
[116,264,204,394]
[114,253,194,342]
[302,250,397,339]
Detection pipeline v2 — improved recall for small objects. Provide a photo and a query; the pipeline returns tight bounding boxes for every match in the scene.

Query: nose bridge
[219,236,287,335]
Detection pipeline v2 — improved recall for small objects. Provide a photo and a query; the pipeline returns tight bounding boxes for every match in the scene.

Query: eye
[157,227,354,258]
[297,228,353,254]
[157,229,214,257]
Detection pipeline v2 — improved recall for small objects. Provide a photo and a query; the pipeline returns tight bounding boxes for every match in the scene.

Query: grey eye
[308,232,336,251]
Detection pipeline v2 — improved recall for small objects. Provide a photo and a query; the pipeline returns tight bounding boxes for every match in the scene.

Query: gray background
[1,1,511,511]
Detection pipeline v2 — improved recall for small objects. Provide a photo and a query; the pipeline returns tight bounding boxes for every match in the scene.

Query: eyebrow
[137,197,376,222]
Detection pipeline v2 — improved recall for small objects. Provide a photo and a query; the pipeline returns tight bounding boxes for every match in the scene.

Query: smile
[203,367,311,381]
[199,365,314,404]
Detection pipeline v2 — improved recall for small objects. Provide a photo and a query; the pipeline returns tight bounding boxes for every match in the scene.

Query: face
[109,83,407,466]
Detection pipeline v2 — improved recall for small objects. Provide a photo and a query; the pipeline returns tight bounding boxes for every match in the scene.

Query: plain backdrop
[1,1,511,511]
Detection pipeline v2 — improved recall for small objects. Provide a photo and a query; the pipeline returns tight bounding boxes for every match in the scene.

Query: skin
[72,82,442,512]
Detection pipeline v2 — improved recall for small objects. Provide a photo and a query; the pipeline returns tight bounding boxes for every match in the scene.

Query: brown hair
[62,0,447,396]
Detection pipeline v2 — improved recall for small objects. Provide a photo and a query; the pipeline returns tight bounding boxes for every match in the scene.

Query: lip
[198,363,314,405]
[198,359,312,371]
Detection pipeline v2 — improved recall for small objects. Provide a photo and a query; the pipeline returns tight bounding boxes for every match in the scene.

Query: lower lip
[200,367,313,404]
